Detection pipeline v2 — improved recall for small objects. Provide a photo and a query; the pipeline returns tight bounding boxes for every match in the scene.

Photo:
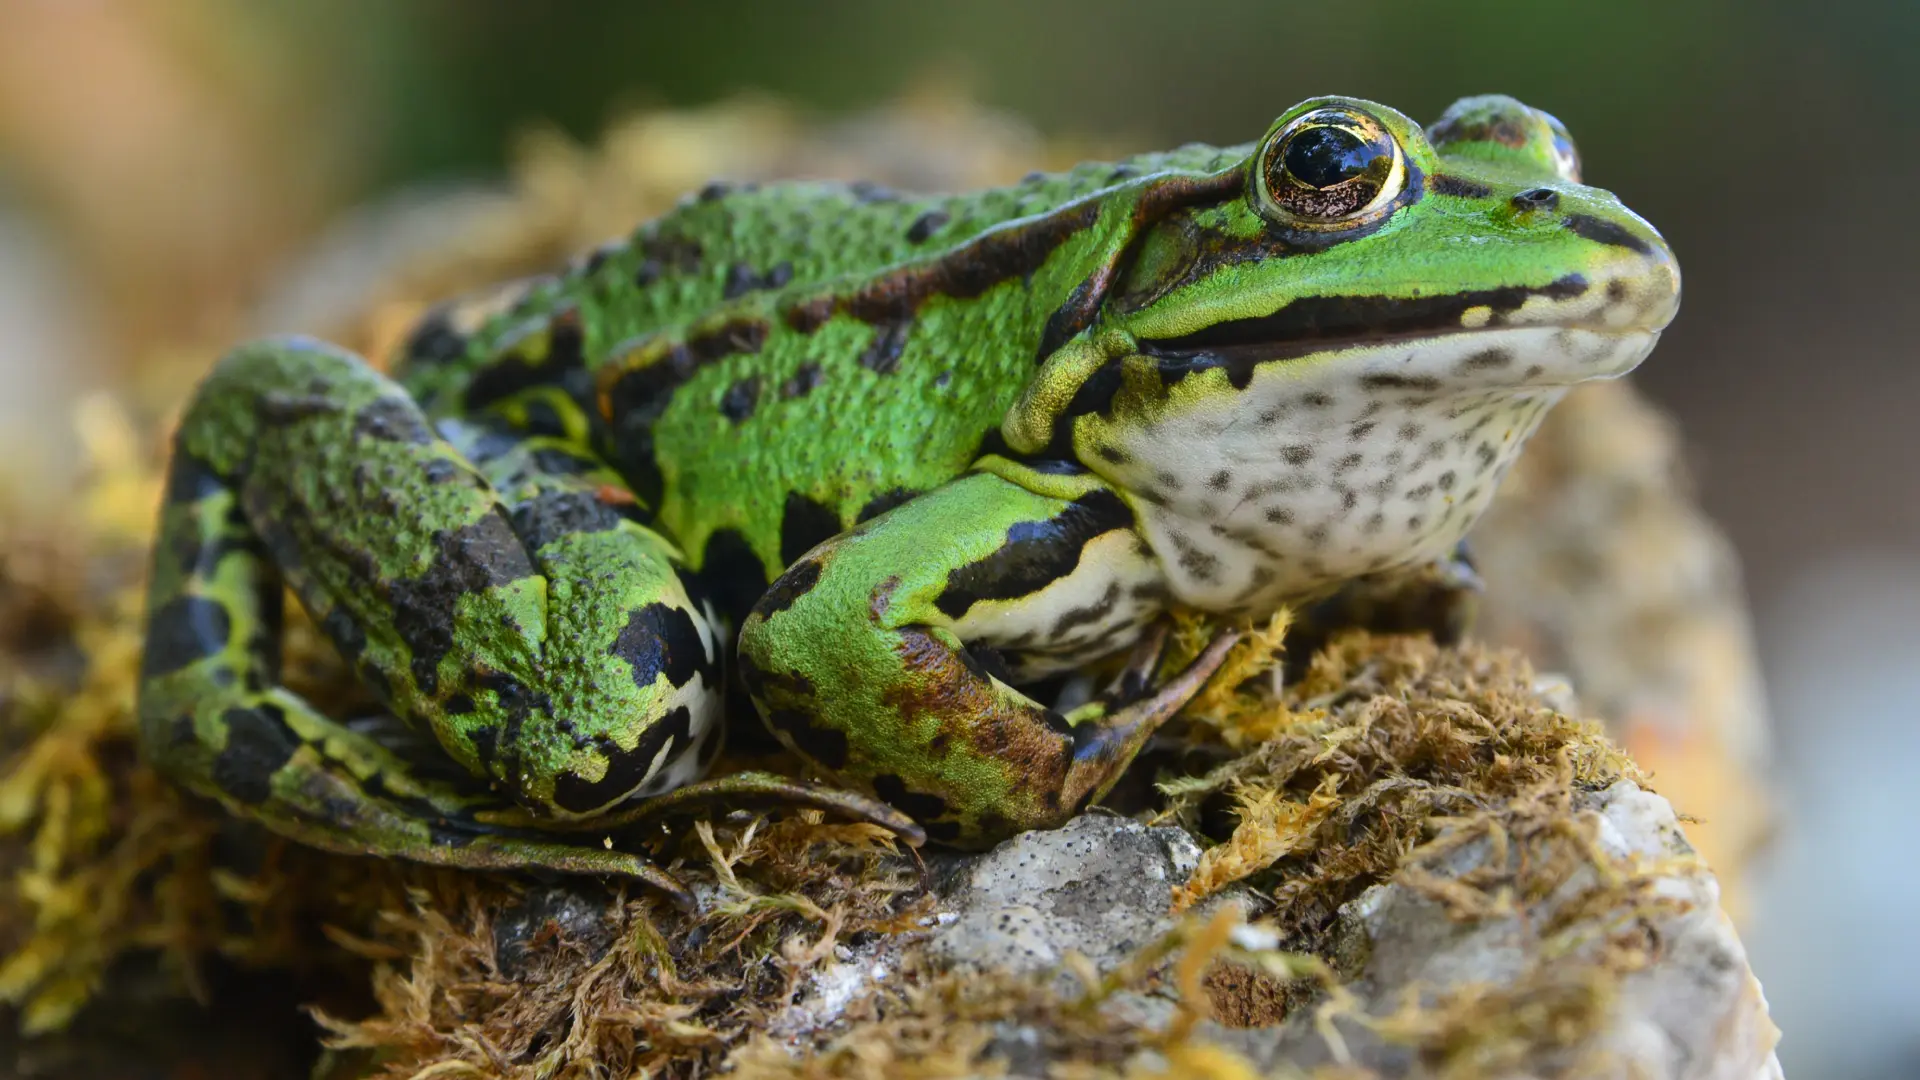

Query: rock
[922,813,1205,991]
[1209,781,1782,1079]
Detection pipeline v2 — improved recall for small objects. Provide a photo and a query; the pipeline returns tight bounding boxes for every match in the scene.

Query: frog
[137,94,1678,907]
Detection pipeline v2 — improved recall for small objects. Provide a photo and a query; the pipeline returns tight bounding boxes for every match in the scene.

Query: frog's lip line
[1138,322,1656,374]
[1128,271,1671,368]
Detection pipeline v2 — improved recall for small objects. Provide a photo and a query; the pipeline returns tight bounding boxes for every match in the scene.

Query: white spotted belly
[1081,326,1653,613]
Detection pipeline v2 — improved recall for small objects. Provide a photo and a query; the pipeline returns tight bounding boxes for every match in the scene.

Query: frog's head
[1111,93,1675,396]
[1010,95,1681,609]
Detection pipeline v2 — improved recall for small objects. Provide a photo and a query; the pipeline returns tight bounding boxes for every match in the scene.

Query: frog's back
[396,144,1244,599]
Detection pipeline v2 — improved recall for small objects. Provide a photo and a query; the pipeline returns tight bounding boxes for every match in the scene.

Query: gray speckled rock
[922,812,1204,990]
[1211,781,1783,1079]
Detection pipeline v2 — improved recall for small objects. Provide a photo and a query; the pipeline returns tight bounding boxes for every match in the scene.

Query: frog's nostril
[1511,187,1560,211]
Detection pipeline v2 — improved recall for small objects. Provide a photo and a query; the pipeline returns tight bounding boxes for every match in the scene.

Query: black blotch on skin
[632,233,706,289]
[602,319,769,499]
[400,307,469,368]
[697,725,725,768]
[1563,214,1652,254]
[781,362,824,399]
[421,458,464,486]
[1177,541,1221,582]
[1283,445,1314,466]
[871,773,950,825]
[611,603,708,691]
[1429,174,1494,198]
[142,595,234,680]
[210,702,300,805]
[933,490,1132,620]
[753,557,823,621]
[1094,444,1129,466]
[1207,470,1231,491]
[699,528,770,623]
[464,722,496,772]
[551,705,693,814]
[1361,374,1443,392]
[509,490,625,551]
[462,310,588,412]
[720,376,761,423]
[1039,360,1125,456]
[906,209,950,243]
[765,707,850,771]
[1052,581,1121,637]
[724,261,795,299]
[1459,348,1512,371]
[387,515,537,696]
[697,181,732,202]
[162,447,228,506]
[858,318,912,375]
[780,492,843,566]
[856,488,920,523]
[353,396,435,445]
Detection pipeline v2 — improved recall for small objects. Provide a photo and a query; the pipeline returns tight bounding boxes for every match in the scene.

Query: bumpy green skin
[138,95,1679,894]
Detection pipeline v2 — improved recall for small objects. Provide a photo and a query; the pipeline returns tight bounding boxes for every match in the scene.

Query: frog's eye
[1255,108,1405,226]
[1539,109,1583,184]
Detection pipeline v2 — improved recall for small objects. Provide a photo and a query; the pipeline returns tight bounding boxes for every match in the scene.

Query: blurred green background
[1,2,1915,1075]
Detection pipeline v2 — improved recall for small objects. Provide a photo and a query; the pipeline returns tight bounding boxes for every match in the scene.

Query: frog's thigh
[737,471,1202,846]
[137,338,710,894]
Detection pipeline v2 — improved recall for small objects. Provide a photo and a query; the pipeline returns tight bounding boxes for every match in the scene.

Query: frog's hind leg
[138,337,719,902]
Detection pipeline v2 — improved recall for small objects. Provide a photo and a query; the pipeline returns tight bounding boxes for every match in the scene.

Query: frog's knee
[487,586,730,820]
[507,688,728,821]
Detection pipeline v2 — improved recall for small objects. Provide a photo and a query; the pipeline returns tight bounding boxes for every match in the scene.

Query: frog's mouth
[1134,274,1596,369]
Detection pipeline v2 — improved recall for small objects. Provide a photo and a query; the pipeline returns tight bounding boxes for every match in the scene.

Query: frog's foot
[138,337,724,904]
[157,688,697,908]
[737,466,1231,848]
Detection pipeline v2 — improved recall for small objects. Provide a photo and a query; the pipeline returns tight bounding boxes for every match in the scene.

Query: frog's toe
[573,769,928,846]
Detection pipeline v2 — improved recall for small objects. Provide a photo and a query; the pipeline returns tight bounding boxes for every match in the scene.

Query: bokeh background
[0,2,1913,1075]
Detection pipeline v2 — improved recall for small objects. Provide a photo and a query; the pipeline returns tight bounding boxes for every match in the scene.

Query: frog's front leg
[737,463,1238,846]
[139,337,734,902]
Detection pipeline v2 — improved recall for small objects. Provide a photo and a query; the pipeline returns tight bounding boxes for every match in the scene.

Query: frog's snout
[1535,191,1681,337]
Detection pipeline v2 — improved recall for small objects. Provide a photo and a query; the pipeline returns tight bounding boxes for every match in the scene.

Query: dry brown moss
[1164,632,1642,932]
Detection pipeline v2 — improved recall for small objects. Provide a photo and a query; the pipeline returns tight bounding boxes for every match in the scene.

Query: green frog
[137,94,1678,906]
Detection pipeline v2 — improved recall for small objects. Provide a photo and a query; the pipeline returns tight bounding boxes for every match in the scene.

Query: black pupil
[1283,125,1379,189]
